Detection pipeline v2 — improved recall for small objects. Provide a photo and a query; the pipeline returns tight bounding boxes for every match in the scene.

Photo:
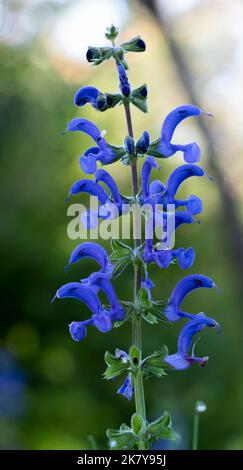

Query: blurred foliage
[1,1,243,450]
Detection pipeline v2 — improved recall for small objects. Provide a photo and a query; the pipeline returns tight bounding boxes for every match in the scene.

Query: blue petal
[174,211,195,231]
[142,274,155,300]
[68,179,108,204]
[86,274,125,321]
[150,180,165,197]
[80,209,99,229]
[74,86,100,108]
[141,156,158,199]
[164,274,215,322]
[117,375,133,400]
[160,105,205,162]
[155,249,173,268]
[178,313,215,356]
[66,118,102,142]
[186,195,203,215]
[165,164,204,198]
[65,242,110,272]
[80,147,100,174]
[164,313,218,370]
[54,282,102,315]
[95,169,122,204]
[69,321,88,341]
[176,247,195,269]
[92,313,112,332]
[115,350,130,362]
[136,131,150,154]
[177,142,201,163]
[117,62,131,96]
[164,353,190,370]
[161,105,202,145]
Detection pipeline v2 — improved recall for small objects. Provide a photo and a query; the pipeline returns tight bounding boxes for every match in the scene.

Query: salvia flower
[117,374,133,400]
[65,118,117,173]
[65,241,113,276]
[57,26,219,450]
[117,62,131,97]
[164,274,215,322]
[53,277,124,340]
[136,131,150,154]
[143,240,195,270]
[151,105,212,163]
[67,169,125,228]
[164,313,219,370]
[74,86,122,112]
[74,86,100,108]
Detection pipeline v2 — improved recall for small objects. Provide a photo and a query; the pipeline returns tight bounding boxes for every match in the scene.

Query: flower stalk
[124,101,147,449]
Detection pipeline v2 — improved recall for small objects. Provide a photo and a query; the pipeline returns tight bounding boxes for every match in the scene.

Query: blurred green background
[1,0,243,450]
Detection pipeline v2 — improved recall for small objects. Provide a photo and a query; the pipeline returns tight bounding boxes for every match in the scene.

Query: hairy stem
[124,102,147,450]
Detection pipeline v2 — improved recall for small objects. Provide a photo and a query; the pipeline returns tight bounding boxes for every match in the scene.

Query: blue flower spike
[55,26,220,450]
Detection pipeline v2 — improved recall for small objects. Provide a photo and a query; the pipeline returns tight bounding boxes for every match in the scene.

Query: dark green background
[1,0,242,450]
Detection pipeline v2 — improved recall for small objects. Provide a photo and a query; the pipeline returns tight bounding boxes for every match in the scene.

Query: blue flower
[65,118,116,173]
[66,170,123,229]
[164,313,218,370]
[164,274,215,322]
[117,62,131,96]
[66,179,109,204]
[136,131,150,154]
[82,273,125,322]
[141,158,203,215]
[117,374,133,400]
[124,135,135,155]
[67,171,124,229]
[53,282,114,339]
[74,86,100,109]
[173,247,195,270]
[159,105,212,163]
[141,275,155,300]
[65,241,113,275]
[115,349,130,362]
[141,156,159,200]
[161,164,204,215]
[143,241,195,271]
[95,169,123,209]
[143,210,196,270]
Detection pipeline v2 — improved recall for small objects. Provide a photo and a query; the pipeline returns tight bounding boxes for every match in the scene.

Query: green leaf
[130,96,148,113]
[111,239,132,251]
[106,426,135,450]
[105,93,123,108]
[142,310,158,325]
[112,258,131,279]
[130,83,147,99]
[110,249,131,261]
[143,346,169,379]
[137,287,150,307]
[120,36,146,52]
[87,46,113,65]
[148,411,180,441]
[104,351,129,380]
[131,413,146,436]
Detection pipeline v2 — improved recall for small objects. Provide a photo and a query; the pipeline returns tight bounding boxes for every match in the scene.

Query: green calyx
[106,411,179,450]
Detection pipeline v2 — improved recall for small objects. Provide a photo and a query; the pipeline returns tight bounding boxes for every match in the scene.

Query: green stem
[192,407,199,450]
[124,102,147,450]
